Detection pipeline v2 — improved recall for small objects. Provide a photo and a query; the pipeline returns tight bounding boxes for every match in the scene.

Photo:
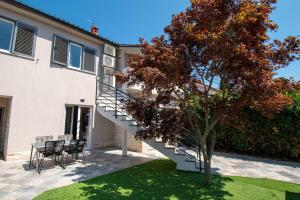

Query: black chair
[53,140,65,169]
[38,141,55,174]
[76,139,86,164]
[65,139,78,163]
[38,140,65,173]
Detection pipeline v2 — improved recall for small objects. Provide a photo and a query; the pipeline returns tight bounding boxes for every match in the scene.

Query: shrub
[215,91,300,161]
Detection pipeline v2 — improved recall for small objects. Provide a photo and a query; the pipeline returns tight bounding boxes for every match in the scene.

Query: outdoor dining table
[29,141,71,172]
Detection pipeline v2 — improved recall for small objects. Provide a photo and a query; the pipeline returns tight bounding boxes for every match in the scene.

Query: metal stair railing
[176,134,202,170]
[96,76,202,171]
[96,77,138,120]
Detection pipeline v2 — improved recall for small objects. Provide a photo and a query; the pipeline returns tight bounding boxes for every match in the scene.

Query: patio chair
[53,140,65,169]
[65,139,78,163]
[29,135,53,169]
[76,139,86,164]
[58,134,73,145]
[35,135,53,145]
[38,141,55,174]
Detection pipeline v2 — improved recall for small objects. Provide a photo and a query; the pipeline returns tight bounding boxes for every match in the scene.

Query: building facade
[0,0,141,160]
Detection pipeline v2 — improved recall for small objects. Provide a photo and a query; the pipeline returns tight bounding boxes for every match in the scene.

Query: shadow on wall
[77,160,233,200]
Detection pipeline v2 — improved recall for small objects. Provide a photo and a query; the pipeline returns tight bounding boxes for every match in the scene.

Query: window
[13,23,36,57]
[0,17,36,57]
[69,43,82,69]
[0,18,14,52]
[52,35,97,73]
[52,35,68,65]
[83,47,96,72]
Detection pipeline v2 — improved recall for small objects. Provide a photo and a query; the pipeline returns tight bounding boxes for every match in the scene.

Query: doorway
[0,107,4,159]
[64,105,92,147]
[79,107,90,140]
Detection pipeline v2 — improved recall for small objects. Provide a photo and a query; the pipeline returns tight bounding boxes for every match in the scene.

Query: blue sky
[19,0,300,80]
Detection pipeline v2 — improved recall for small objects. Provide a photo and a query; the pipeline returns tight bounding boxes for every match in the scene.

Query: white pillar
[122,130,128,156]
[76,107,81,139]
[87,107,93,149]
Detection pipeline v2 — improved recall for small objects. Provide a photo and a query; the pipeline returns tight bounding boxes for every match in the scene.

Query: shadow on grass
[286,191,300,200]
[78,160,233,200]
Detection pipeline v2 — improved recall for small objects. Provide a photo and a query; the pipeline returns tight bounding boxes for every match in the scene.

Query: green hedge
[215,91,300,161]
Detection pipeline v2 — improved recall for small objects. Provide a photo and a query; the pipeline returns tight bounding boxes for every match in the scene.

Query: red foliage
[116,0,300,185]
[117,0,300,141]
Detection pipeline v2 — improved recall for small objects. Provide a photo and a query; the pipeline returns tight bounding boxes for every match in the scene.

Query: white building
[0,0,201,173]
[0,0,141,160]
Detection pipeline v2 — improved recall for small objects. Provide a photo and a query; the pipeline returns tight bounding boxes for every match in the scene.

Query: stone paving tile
[211,152,300,183]
[1,147,300,200]
[0,191,10,200]
[277,171,300,181]
[0,148,158,200]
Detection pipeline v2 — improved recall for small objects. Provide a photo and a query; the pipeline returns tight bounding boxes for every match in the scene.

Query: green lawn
[34,159,300,200]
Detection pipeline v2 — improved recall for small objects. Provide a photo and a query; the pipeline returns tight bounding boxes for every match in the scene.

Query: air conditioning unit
[104,44,116,57]
[102,54,115,68]
[103,67,114,75]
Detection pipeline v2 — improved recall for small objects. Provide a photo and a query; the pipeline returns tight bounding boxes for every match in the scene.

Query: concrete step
[96,105,200,172]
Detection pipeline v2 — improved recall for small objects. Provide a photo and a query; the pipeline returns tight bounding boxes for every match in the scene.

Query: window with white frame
[52,35,96,73]
[0,18,14,52]
[69,43,82,69]
[0,17,36,57]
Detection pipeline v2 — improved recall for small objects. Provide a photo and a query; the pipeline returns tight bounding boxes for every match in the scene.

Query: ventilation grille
[83,47,96,72]
[102,54,115,68]
[103,67,114,75]
[53,36,68,65]
[14,23,35,56]
[104,44,116,57]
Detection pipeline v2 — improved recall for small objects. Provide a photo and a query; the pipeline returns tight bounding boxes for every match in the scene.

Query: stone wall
[114,125,142,152]
[0,97,12,160]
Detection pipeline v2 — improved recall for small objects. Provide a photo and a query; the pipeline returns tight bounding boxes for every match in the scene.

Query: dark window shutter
[53,35,68,65]
[83,47,95,72]
[14,23,35,56]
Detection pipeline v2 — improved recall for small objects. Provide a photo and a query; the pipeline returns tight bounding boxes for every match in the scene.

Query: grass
[34,159,300,200]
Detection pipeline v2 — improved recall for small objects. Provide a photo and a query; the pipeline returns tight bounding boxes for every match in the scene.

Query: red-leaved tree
[116,0,300,185]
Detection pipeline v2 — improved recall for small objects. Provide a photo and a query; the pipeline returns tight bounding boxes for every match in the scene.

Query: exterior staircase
[96,77,202,172]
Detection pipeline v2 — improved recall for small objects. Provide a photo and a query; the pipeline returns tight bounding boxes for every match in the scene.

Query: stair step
[115,114,127,117]
[104,107,126,112]
[129,124,139,127]
[175,147,186,155]
[100,108,128,116]
[118,115,133,121]
[155,137,163,143]
[98,94,128,99]
[97,96,201,173]
[121,120,138,126]
[165,143,176,149]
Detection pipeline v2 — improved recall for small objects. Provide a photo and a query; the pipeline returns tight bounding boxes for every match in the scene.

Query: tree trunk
[203,152,212,186]
[200,128,217,186]
[201,142,212,186]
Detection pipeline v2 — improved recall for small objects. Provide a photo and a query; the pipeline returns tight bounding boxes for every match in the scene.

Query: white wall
[0,4,114,154]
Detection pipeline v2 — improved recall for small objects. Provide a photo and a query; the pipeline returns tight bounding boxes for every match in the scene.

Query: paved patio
[0,146,300,200]
[211,152,300,184]
[0,148,162,200]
